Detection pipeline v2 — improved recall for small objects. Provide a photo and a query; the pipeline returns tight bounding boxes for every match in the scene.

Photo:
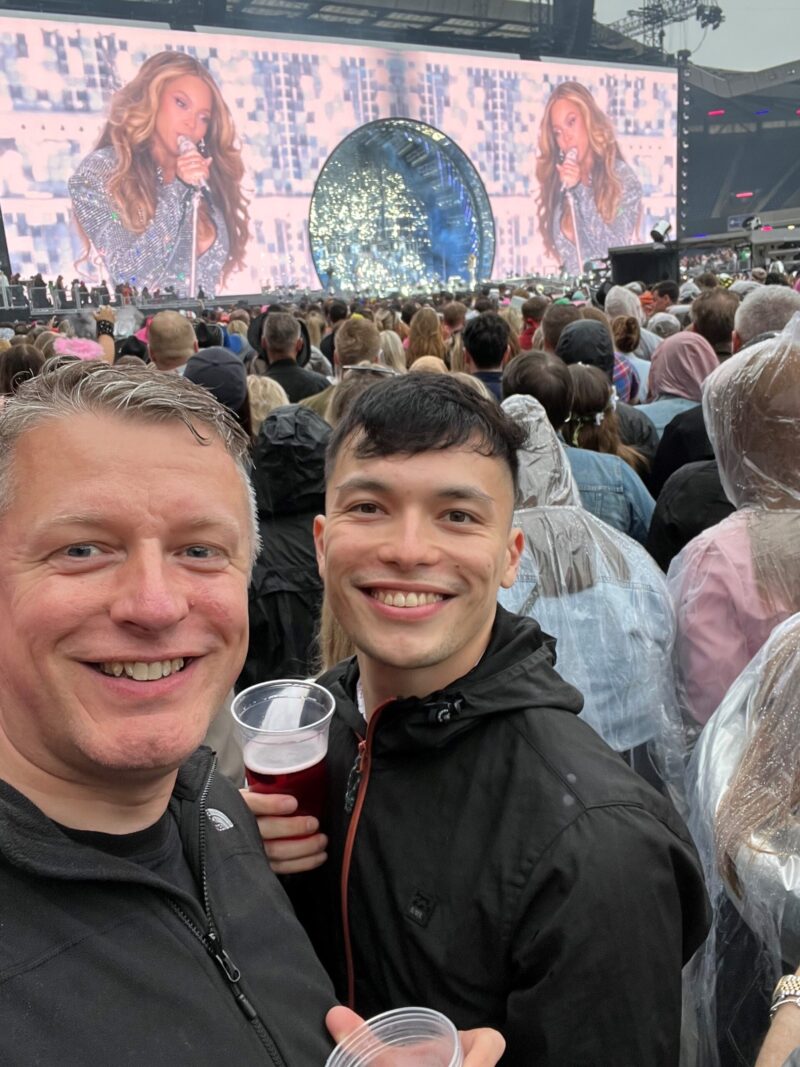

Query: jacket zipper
[340,704,387,1009]
[168,759,285,1067]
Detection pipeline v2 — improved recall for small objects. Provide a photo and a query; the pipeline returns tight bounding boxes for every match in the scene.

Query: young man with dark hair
[649,280,680,315]
[461,312,511,400]
[249,374,710,1066]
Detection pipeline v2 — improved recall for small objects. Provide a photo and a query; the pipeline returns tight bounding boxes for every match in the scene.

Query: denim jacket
[564,446,655,544]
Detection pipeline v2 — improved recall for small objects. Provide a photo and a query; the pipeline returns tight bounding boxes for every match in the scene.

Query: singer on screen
[536,81,642,275]
[68,51,249,296]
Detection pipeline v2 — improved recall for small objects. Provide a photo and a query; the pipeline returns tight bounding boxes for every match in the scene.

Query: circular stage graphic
[309,118,495,294]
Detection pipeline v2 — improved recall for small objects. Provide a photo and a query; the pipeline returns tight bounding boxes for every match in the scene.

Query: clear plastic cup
[231,680,335,829]
[325,1007,463,1067]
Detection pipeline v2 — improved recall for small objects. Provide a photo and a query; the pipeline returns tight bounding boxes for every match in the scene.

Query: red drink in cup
[231,680,336,837]
[243,745,329,822]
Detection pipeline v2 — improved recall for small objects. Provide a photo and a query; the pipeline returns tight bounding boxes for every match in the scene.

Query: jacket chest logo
[206,808,234,832]
[406,889,437,928]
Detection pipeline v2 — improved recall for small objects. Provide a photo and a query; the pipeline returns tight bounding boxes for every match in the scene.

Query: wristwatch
[770,975,800,1018]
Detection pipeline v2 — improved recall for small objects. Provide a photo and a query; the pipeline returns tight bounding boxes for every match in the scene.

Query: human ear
[500,526,525,589]
[313,514,327,580]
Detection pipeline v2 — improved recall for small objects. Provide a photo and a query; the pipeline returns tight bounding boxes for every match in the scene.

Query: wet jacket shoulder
[0,748,335,1065]
[617,400,659,463]
[292,607,710,1067]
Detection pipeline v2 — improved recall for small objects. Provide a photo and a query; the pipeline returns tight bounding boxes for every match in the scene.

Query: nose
[375,511,442,571]
[109,546,191,633]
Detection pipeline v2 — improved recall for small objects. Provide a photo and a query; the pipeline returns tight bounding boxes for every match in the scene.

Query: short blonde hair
[410,356,448,375]
[148,311,197,370]
[247,375,290,436]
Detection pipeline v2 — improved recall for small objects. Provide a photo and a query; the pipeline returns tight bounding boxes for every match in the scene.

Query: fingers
[460,1027,506,1066]
[325,1006,365,1044]
[240,789,298,818]
[257,814,321,841]
[266,832,328,875]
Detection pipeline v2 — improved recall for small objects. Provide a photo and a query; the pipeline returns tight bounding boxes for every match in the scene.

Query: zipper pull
[344,739,367,815]
[205,929,258,1022]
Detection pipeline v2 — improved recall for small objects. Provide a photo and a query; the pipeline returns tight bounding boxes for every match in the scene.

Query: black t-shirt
[57,809,199,901]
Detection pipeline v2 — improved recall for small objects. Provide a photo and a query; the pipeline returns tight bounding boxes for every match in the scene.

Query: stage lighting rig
[696,4,724,30]
[650,220,672,244]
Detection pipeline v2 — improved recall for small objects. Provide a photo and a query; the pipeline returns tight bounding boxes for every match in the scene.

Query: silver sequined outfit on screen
[68,147,229,295]
[553,158,643,274]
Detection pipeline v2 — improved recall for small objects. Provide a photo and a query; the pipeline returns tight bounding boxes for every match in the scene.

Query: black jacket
[239,406,329,690]
[646,459,735,572]
[0,748,336,1065]
[265,359,330,403]
[648,405,713,498]
[617,401,659,466]
[289,607,711,1066]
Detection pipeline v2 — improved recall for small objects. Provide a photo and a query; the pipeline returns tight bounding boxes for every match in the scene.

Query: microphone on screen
[561,147,578,193]
[177,134,210,192]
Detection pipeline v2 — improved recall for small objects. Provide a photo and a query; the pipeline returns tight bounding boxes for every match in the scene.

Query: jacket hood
[501,394,582,508]
[251,405,331,518]
[703,314,800,509]
[319,604,584,752]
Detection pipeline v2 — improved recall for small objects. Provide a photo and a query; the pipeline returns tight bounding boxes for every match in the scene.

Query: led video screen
[0,17,677,295]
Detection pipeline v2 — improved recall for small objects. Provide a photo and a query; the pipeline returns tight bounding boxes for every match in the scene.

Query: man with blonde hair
[302,316,384,420]
[147,310,197,373]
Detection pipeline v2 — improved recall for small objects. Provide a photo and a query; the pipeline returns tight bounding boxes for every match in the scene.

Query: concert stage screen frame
[0,17,678,295]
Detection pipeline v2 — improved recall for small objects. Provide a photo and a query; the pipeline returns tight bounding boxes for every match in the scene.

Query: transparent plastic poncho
[682,613,800,1067]
[668,315,800,729]
[500,395,680,756]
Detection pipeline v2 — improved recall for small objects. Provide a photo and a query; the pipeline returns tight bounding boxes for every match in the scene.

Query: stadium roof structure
[1,0,667,64]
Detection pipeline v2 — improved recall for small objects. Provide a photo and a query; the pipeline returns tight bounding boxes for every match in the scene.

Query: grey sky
[593,0,800,72]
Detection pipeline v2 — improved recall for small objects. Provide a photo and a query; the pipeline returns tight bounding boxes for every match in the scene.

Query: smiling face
[314,440,523,705]
[0,413,251,784]
[152,73,213,157]
[549,97,590,166]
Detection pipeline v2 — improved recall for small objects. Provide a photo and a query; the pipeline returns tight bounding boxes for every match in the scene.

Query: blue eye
[64,544,100,559]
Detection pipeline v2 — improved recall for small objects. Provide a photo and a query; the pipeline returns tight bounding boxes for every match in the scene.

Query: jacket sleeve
[621,463,655,545]
[503,804,709,1066]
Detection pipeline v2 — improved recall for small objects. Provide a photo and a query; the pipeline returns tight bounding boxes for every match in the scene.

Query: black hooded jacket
[0,748,336,1065]
[239,406,330,690]
[288,607,710,1066]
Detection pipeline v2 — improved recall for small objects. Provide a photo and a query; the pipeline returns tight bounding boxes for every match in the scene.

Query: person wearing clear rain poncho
[669,315,800,728]
[683,613,800,1067]
[498,393,679,776]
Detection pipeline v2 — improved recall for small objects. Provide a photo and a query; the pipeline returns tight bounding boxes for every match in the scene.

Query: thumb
[326,1006,366,1044]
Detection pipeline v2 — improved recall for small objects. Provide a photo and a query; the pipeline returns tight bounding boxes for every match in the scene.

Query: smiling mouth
[368,590,448,608]
[89,657,192,682]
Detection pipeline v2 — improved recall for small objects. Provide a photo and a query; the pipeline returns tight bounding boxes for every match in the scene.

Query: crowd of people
[1,261,800,1066]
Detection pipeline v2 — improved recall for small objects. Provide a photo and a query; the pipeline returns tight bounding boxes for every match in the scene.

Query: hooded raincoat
[668,319,800,726]
[683,614,800,1067]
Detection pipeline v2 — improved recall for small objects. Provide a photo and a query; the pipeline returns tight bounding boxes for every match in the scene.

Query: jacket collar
[320,606,583,753]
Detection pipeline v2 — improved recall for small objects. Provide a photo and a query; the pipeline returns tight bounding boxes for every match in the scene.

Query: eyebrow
[34,512,242,539]
[334,476,494,505]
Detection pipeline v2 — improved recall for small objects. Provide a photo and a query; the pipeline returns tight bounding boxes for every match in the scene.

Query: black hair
[462,312,510,370]
[326,373,525,492]
[652,280,679,303]
[328,299,349,324]
[195,321,223,348]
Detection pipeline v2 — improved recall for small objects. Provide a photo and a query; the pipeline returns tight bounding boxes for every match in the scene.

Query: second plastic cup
[325,1007,463,1067]
[231,680,335,829]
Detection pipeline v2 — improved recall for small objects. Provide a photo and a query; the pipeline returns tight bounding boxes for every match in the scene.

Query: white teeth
[98,657,186,681]
[370,590,444,608]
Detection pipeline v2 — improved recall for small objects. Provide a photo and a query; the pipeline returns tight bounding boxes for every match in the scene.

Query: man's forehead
[329,437,514,495]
